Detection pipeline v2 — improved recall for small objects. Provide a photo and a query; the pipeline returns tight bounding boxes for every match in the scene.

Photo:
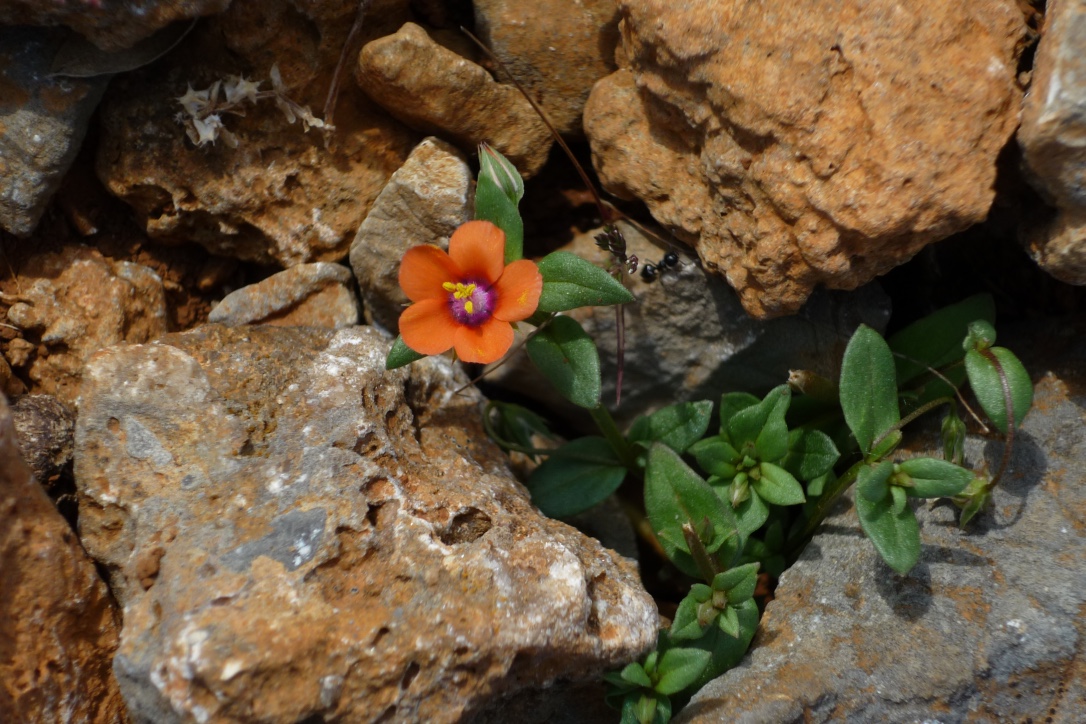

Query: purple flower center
[444,280,495,327]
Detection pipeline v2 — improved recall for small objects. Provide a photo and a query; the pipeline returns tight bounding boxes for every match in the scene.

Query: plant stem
[787,457,866,551]
[590,403,639,471]
[683,523,722,583]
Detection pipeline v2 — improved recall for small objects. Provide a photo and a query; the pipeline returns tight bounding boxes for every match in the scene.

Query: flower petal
[492,259,543,322]
[453,319,514,364]
[399,298,457,355]
[448,220,505,285]
[399,245,460,302]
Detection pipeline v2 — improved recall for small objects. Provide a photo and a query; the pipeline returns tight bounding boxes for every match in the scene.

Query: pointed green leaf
[536,251,636,312]
[526,437,626,517]
[670,593,708,641]
[628,401,714,454]
[782,428,840,481]
[475,144,524,262]
[718,392,761,435]
[385,335,425,370]
[690,438,740,479]
[964,347,1033,434]
[654,648,712,696]
[806,471,833,497]
[752,463,806,506]
[855,487,921,575]
[673,599,759,691]
[619,662,653,688]
[726,385,791,457]
[526,315,601,408]
[729,488,770,537]
[840,325,901,454]
[897,457,973,498]
[645,444,742,574]
[712,562,760,603]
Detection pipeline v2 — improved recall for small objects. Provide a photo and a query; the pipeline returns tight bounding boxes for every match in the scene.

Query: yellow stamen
[443,281,477,300]
[465,301,474,314]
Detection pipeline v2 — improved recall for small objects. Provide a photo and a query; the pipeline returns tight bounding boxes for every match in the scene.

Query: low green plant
[388,147,1033,723]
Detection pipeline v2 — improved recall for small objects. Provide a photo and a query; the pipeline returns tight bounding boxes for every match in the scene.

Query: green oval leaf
[674,599,759,692]
[536,251,636,312]
[526,315,601,408]
[782,428,840,481]
[645,444,742,575]
[726,385,791,457]
[751,462,806,506]
[385,335,425,370]
[897,457,974,498]
[526,437,626,518]
[718,392,760,433]
[964,347,1032,434]
[654,648,712,696]
[712,562,760,603]
[691,438,740,479]
[855,488,920,575]
[840,325,900,454]
[857,460,894,503]
[627,400,714,454]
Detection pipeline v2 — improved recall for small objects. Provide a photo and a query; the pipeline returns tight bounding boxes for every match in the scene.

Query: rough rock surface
[677,350,1086,722]
[350,137,473,331]
[472,0,620,136]
[1019,0,1086,284]
[0,393,126,723]
[487,223,889,426]
[357,22,554,178]
[11,394,75,489]
[74,324,657,723]
[0,0,228,54]
[584,0,1028,318]
[0,27,110,237]
[97,0,418,267]
[1,246,168,407]
[208,262,359,328]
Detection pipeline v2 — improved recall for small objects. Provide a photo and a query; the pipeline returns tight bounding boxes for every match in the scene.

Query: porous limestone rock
[350,137,474,332]
[677,340,1086,722]
[0,27,110,237]
[1019,0,1086,284]
[472,0,620,136]
[97,0,418,267]
[585,0,1028,318]
[357,22,554,178]
[0,393,126,723]
[74,324,657,723]
[0,0,228,53]
[208,262,359,328]
[2,246,168,407]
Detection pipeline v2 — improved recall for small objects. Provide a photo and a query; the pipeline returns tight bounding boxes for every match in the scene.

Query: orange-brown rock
[472,0,620,136]
[0,393,126,723]
[357,22,554,178]
[585,0,1028,318]
[75,325,657,722]
[97,0,418,267]
[2,246,168,407]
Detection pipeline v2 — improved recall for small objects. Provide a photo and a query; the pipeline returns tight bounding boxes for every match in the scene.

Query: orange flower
[398,220,543,364]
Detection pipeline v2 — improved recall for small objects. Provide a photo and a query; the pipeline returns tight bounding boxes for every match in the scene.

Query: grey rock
[0,0,229,54]
[349,136,474,332]
[208,262,359,329]
[1019,0,1086,284]
[488,223,890,427]
[676,343,1086,722]
[74,324,657,723]
[0,27,109,237]
[10,394,74,488]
